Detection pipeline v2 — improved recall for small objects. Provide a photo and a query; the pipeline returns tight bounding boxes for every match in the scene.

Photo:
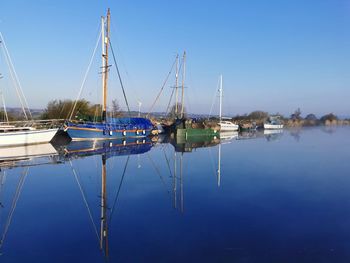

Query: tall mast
[175,54,179,118]
[102,8,111,122]
[219,74,223,122]
[180,51,186,119]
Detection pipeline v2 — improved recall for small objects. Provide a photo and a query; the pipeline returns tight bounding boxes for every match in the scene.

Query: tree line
[41,99,123,120]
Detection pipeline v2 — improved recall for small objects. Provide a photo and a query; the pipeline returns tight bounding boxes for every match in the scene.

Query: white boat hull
[0,129,58,147]
[264,124,284,129]
[218,122,239,131]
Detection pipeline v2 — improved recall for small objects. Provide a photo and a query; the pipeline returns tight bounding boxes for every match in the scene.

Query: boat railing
[0,119,65,129]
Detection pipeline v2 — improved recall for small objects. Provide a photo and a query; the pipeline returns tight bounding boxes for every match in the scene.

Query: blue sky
[0,0,349,117]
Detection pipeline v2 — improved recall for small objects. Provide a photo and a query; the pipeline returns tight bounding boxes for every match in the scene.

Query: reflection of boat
[220,131,239,142]
[264,116,284,129]
[0,143,57,162]
[0,167,29,253]
[0,147,61,253]
[264,129,283,141]
[0,33,58,147]
[264,129,283,135]
[65,138,152,259]
[0,143,59,168]
[64,9,153,141]
[171,134,220,153]
[217,75,239,131]
[60,138,153,159]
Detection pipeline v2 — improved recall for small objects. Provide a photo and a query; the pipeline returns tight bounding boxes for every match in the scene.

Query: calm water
[1,127,350,262]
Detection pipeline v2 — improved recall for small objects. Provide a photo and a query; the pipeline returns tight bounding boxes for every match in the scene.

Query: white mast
[219,74,223,122]
[137,100,142,117]
[217,143,221,187]
[180,51,186,119]
[175,54,179,117]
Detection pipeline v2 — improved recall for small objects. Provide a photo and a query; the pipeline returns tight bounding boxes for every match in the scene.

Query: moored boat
[65,117,153,141]
[0,32,58,147]
[264,116,284,129]
[0,126,58,147]
[218,120,239,131]
[217,75,239,131]
[64,9,153,141]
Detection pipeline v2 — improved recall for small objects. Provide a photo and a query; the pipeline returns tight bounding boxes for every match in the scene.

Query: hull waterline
[65,126,152,141]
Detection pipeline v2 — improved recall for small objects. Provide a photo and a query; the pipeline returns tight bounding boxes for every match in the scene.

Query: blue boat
[65,117,154,141]
[64,9,154,141]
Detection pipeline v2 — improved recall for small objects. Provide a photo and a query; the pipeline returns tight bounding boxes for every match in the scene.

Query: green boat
[175,119,219,141]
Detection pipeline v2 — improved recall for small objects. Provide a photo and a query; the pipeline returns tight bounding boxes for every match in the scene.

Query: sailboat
[0,33,59,147]
[64,9,154,141]
[217,75,239,132]
[174,52,219,139]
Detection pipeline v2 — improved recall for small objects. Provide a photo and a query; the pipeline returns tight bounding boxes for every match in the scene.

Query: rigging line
[108,38,131,116]
[0,33,29,120]
[68,27,102,120]
[207,147,217,180]
[109,155,129,223]
[162,146,173,178]
[110,22,140,107]
[58,101,67,120]
[147,55,177,117]
[0,167,28,249]
[208,77,221,119]
[0,32,32,120]
[146,153,171,195]
[167,57,184,116]
[69,160,101,244]
[165,86,175,116]
[0,171,5,221]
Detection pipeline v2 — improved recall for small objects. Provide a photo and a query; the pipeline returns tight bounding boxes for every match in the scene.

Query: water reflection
[0,143,60,168]
[1,128,349,262]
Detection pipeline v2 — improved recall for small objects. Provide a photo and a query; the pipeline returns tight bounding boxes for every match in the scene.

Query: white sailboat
[0,32,58,147]
[217,75,239,131]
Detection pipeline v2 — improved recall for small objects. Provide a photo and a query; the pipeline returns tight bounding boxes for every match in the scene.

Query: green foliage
[305,114,318,121]
[42,99,93,120]
[247,111,269,120]
[320,113,338,123]
[42,99,123,120]
[0,110,14,122]
[291,108,302,120]
[110,99,123,118]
